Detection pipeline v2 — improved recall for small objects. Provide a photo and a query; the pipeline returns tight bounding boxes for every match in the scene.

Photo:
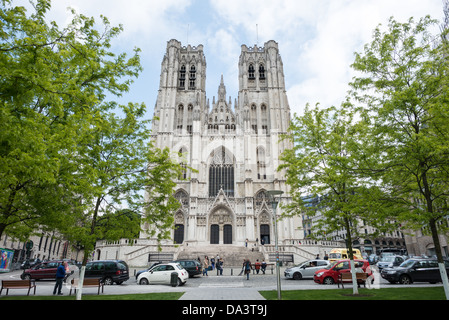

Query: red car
[21,260,78,280]
[313,259,373,285]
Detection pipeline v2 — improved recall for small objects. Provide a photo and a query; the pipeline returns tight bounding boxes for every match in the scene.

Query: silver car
[284,259,330,280]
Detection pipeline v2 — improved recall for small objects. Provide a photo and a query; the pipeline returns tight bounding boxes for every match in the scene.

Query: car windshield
[324,261,339,269]
[399,259,415,268]
[175,263,184,270]
[329,253,341,260]
[380,256,395,262]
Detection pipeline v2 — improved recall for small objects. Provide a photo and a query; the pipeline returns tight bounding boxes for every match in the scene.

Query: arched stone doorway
[209,206,234,244]
[258,211,271,245]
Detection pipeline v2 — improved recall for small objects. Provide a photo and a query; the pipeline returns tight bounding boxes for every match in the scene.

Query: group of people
[200,255,224,276]
[240,259,267,280]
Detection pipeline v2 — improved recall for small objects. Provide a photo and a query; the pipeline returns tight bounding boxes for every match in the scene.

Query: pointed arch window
[179,65,186,89]
[209,147,234,198]
[248,64,255,80]
[257,147,266,180]
[189,65,196,89]
[259,64,265,80]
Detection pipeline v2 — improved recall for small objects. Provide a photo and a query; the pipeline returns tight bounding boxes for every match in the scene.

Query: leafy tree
[0,0,141,239]
[63,103,183,266]
[280,104,394,294]
[350,16,449,299]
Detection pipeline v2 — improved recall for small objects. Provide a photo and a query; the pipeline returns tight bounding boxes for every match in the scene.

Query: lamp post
[267,190,283,300]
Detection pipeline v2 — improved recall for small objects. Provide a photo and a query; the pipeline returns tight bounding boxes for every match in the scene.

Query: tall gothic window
[179,65,186,89]
[259,64,265,79]
[189,65,196,89]
[209,147,234,197]
[248,64,255,80]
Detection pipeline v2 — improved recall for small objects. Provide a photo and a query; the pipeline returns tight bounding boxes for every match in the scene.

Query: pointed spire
[218,74,226,101]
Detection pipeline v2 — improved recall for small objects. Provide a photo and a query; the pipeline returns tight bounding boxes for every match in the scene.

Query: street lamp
[267,190,283,300]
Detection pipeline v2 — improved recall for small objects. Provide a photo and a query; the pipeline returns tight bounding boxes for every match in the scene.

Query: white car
[137,263,188,286]
[284,259,330,280]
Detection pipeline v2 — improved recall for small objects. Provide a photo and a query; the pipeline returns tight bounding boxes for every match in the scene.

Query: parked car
[313,259,374,285]
[84,260,129,285]
[284,259,330,280]
[381,258,449,284]
[21,259,78,280]
[172,259,202,277]
[20,258,41,270]
[135,262,162,280]
[377,255,405,270]
[368,254,379,265]
[137,262,188,286]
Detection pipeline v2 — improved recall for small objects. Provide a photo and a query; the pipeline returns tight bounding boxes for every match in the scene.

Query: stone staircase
[176,244,265,266]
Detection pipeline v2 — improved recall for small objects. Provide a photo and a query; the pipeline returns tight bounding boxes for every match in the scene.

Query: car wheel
[23,274,31,280]
[103,277,113,285]
[139,278,149,285]
[399,275,411,285]
[323,277,334,285]
[177,278,183,286]
[293,272,302,280]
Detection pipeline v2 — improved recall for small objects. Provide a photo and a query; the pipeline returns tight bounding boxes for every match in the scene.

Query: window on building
[248,64,255,79]
[179,65,186,89]
[209,147,234,197]
[189,65,196,89]
[259,64,265,79]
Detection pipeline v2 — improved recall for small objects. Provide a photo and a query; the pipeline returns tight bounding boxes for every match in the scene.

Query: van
[328,248,362,262]
[84,260,129,285]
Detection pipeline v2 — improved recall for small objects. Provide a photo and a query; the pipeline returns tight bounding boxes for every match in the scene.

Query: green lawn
[0,287,446,300]
[259,287,447,300]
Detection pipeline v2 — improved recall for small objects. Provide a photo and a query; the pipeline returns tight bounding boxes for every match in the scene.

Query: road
[0,265,443,299]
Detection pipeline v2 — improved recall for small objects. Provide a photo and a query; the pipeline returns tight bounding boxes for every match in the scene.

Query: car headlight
[387,270,396,274]
[316,272,324,277]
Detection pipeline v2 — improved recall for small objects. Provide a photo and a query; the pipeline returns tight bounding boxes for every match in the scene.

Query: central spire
[218,74,226,102]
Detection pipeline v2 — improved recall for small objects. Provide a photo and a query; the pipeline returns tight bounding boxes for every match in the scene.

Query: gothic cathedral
[96,40,309,265]
[148,39,300,246]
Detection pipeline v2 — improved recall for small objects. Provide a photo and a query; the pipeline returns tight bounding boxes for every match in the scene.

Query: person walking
[216,258,223,275]
[202,256,209,276]
[244,259,252,280]
[53,261,66,295]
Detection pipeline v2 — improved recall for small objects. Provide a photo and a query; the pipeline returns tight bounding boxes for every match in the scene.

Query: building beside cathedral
[95,39,343,266]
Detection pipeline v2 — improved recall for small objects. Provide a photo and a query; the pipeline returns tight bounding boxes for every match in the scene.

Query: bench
[338,272,368,289]
[69,278,104,295]
[0,280,36,296]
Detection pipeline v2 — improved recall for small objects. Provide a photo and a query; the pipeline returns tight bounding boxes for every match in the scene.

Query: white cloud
[211,0,445,115]
[10,0,446,117]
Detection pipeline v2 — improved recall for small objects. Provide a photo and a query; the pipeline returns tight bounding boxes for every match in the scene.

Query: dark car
[172,259,202,277]
[381,258,449,284]
[21,259,78,280]
[84,260,129,285]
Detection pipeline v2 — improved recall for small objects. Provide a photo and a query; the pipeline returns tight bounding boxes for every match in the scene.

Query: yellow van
[328,248,362,262]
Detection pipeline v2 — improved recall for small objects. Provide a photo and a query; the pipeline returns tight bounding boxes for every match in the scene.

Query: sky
[13,0,447,120]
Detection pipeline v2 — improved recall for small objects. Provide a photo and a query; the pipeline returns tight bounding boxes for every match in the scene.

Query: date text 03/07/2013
[181,304,268,318]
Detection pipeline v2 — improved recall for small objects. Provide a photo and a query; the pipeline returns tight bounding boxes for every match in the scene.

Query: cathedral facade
[147,39,300,248]
[94,40,332,266]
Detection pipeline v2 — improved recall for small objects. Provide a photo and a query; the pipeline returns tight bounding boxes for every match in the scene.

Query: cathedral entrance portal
[209,207,234,244]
